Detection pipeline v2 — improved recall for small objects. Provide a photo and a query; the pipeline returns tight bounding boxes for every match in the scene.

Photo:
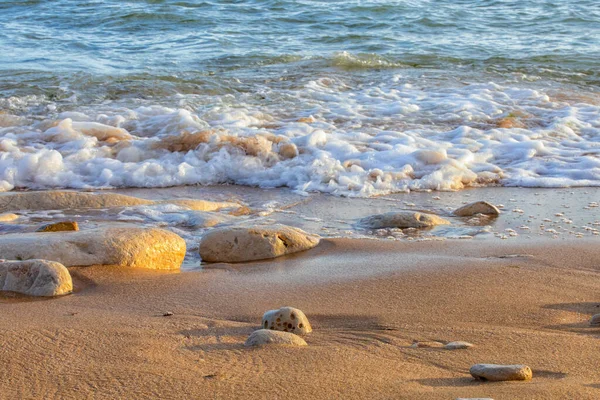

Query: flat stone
[453,201,500,217]
[0,227,186,270]
[589,313,600,326]
[411,340,444,348]
[0,259,72,297]
[160,199,242,212]
[0,213,19,222]
[199,224,320,263]
[182,211,234,228]
[0,191,152,211]
[470,364,532,382]
[359,211,450,229]
[262,307,312,335]
[36,221,79,232]
[244,329,307,347]
[445,341,474,350]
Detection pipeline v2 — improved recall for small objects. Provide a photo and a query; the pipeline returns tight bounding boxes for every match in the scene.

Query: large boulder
[0,191,152,211]
[453,201,500,217]
[0,259,72,297]
[244,329,307,347]
[262,307,312,335]
[469,364,532,381]
[199,225,320,263]
[0,227,186,270]
[359,211,450,229]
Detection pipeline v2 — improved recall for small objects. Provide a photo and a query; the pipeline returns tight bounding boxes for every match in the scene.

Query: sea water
[1,0,599,196]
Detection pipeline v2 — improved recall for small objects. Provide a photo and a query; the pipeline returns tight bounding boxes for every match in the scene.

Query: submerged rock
[453,201,500,217]
[0,227,186,270]
[589,313,600,326]
[161,199,242,212]
[0,259,72,297]
[245,329,307,347]
[444,341,474,350]
[470,364,532,382]
[199,225,320,263]
[36,221,79,232]
[262,307,312,335]
[359,211,450,229]
[0,191,153,211]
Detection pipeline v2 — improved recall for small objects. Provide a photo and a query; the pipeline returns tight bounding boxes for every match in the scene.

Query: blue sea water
[0,1,599,194]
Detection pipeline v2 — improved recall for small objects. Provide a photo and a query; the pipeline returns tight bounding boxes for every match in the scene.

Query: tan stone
[262,307,312,335]
[36,221,79,232]
[0,227,185,270]
[161,199,242,212]
[0,213,18,222]
[470,364,532,381]
[244,329,307,347]
[0,259,72,297]
[183,211,234,228]
[411,340,444,348]
[199,225,320,263]
[444,341,474,350]
[359,211,450,229]
[0,191,152,211]
[453,201,501,217]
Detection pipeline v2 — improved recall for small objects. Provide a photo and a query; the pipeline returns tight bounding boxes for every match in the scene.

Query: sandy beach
[2,235,599,399]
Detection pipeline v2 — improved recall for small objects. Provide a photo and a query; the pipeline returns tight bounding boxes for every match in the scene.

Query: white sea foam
[0,78,599,196]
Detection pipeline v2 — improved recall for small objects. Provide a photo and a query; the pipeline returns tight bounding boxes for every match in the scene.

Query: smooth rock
[36,221,79,232]
[0,191,152,211]
[160,199,242,212]
[470,364,532,382]
[244,329,307,347]
[262,307,312,335]
[0,227,185,270]
[589,313,600,326]
[199,225,320,263]
[0,259,72,296]
[183,211,234,228]
[453,201,500,217]
[359,211,450,229]
[0,213,18,222]
[411,340,444,348]
[445,341,474,350]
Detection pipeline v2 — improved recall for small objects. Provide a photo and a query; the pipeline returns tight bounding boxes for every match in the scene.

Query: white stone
[453,201,501,217]
[262,307,312,335]
[470,364,532,381]
[199,225,320,263]
[444,341,474,350]
[359,211,450,229]
[244,329,307,347]
[0,259,72,297]
[0,227,186,270]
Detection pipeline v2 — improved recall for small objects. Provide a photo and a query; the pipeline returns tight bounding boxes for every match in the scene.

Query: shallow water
[1,1,599,195]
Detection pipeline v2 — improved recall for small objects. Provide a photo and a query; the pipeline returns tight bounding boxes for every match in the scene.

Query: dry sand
[1,237,599,399]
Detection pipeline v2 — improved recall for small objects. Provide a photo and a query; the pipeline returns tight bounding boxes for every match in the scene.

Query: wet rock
[0,259,72,297]
[445,341,474,350]
[199,225,320,263]
[453,201,500,217]
[161,199,242,212]
[359,211,450,229]
[0,213,18,222]
[183,211,234,228]
[0,227,185,270]
[589,313,600,326]
[0,191,152,211]
[262,307,312,335]
[411,340,444,348]
[470,364,532,382]
[36,221,79,232]
[244,329,307,347]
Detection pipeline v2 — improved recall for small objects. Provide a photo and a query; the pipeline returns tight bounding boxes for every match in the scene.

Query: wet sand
[2,237,599,399]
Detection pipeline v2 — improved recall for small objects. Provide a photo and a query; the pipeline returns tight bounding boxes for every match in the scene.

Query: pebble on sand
[199,225,320,263]
[359,211,450,229]
[262,307,312,335]
[453,201,501,217]
[410,340,444,348]
[0,259,72,297]
[589,313,600,326]
[245,329,307,347]
[444,341,474,350]
[469,364,532,382]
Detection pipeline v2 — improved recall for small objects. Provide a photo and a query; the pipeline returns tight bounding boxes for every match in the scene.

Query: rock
[359,211,450,229]
[469,364,532,382]
[0,213,18,222]
[456,398,494,400]
[183,211,234,228]
[411,340,444,348]
[0,227,185,270]
[36,221,79,232]
[0,191,152,211]
[453,201,500,217]
[244,329,307,347]
[163,312,174,317]
[445,341,474,350]
[161,199,242,212]
[589,313,600,326]
[0,259,72,296]
[262,307,312,335]
[199,225,320,263]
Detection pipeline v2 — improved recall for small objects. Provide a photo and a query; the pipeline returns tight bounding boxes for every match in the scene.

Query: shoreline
[2,237,599,399]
